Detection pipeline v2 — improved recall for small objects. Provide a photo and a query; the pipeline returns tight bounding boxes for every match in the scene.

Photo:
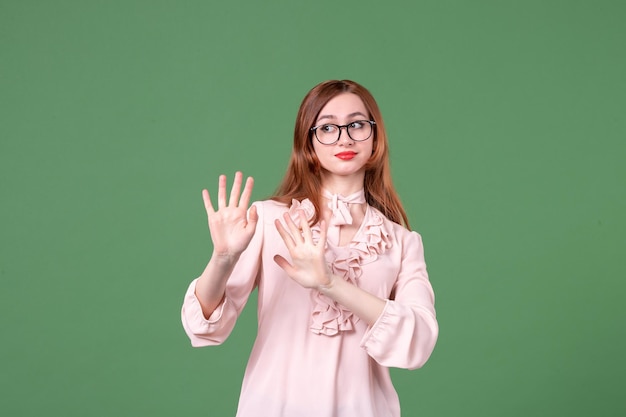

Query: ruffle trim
[288,198,392,336]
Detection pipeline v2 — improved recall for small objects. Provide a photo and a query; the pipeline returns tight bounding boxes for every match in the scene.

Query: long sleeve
[181,202,264,347]
[360,230,438,370]
[180,200,437,416]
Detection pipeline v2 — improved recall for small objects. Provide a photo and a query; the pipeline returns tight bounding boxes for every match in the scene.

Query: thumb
[247,204,259,225]
[273,255,294,274]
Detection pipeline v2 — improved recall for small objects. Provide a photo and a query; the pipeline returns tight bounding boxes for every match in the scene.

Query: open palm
[274,210,331,289]
[203,172,258,258]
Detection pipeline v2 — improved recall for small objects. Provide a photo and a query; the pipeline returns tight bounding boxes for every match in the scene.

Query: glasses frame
[310,120,376,145]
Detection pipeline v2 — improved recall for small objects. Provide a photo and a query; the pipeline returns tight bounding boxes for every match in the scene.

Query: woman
[181,80,438,416]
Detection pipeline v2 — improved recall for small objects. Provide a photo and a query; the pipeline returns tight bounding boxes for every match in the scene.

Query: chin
[323,167,366,178]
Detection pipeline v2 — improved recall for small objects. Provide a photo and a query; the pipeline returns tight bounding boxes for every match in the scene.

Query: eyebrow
[316,111,368,123]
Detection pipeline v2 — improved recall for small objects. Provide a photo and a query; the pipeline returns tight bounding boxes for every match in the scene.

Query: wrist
[317,274,336,293]
[210,251,240,268]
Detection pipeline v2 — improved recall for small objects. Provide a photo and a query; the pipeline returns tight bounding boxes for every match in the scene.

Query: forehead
[317,93,368,120]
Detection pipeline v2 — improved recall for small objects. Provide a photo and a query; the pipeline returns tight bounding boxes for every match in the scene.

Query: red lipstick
[335,151,357,160]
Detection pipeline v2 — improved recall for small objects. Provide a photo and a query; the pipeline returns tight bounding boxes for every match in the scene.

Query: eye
[349,121,364,129]
[320,124,337,133]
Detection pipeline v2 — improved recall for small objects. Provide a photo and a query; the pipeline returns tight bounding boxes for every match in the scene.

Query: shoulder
[369,205,424,248]
[253,199,289,211]
[252,199,289,223]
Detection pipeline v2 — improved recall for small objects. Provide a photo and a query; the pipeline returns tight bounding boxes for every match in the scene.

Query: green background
[1,0,624,416]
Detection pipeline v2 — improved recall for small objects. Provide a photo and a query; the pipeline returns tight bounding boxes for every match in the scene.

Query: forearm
[319,275,386,327]
[194,253,240,319]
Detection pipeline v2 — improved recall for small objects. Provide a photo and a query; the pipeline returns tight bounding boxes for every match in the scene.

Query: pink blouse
[181,196,438,417]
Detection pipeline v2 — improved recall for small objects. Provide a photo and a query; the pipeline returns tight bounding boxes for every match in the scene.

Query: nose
[337,126,354,144]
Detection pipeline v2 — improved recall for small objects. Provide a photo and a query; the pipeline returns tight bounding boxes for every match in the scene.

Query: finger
[299,210,312,242]
[239,176,255,208]
[318,219,329,247]
[202,189,215,215]
[273,254,295,275]
[247,204,259,224]
[245,205,259,232]
[275,219,296,250]
[217,175,227,209]
[283,213,304,243]
[229,171,243,207]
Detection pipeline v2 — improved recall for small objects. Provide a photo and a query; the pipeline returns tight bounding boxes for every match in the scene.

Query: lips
[335,151,357,160]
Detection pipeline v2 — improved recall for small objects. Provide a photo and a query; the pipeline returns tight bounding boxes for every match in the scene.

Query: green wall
[1,1,624,415]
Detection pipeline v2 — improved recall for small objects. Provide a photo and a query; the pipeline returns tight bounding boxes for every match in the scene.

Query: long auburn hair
[272,80,410,229]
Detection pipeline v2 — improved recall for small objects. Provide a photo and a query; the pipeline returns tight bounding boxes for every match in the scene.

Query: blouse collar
[322,188,366,227]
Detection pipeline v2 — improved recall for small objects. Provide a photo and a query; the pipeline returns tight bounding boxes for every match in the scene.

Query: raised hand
[203,172,258,259]
[273,210,332,290]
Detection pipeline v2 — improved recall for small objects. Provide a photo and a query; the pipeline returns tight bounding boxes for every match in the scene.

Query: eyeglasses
[310,120,376,145]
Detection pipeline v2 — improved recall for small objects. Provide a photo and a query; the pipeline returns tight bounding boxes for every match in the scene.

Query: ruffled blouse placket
[287,191,393,337]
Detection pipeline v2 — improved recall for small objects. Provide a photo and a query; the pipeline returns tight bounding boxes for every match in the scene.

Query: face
[312,93,374,182]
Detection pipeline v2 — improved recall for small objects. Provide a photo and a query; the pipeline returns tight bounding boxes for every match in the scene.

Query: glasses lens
[347,121,373,141]
[316,124,339,144]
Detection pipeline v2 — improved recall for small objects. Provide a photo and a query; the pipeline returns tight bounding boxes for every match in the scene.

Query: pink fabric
[181,198,438,417]
[322,188,367,244]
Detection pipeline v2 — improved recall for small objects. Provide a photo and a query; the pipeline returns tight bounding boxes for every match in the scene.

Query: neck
[320,172,365,196]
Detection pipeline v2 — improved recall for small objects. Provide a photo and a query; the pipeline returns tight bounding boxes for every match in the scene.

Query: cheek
[312,143,319,157]
[365,141,375,156]
[312,142,328,160]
